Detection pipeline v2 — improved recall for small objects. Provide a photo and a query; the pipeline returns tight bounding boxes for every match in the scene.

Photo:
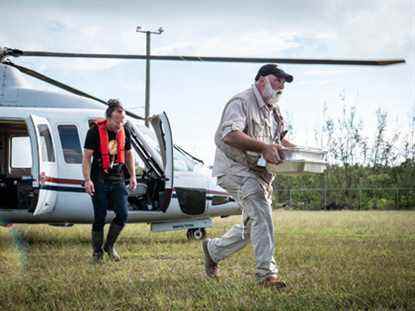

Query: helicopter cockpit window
[38,124,55,162]
[57,125,82,164]
[132,121,162,164]
[173,147,196,172]
[133,122,160,152]
[133,120,200,173]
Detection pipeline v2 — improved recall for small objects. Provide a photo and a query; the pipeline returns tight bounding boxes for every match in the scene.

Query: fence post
[324,172,327,209]
[395,188,399,210]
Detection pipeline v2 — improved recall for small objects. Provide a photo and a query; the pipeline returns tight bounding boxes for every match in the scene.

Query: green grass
[1,211,414,310]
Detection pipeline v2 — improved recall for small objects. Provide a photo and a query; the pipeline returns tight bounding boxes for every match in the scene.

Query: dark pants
[91,180,128,232]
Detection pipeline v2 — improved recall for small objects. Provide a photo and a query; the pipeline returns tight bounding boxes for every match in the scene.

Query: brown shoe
[202,239,219,278]
[259,275,287,289]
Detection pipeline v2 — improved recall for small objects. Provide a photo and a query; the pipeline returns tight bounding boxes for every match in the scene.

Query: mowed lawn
[0,211,414,310]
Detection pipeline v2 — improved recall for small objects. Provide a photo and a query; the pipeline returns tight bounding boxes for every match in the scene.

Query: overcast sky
[1,0,414,164]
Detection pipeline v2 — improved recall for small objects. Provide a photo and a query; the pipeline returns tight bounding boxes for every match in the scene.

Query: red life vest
[96,120,126,173]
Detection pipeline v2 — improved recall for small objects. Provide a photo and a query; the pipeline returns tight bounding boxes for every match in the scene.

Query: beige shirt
[212,84,284,181]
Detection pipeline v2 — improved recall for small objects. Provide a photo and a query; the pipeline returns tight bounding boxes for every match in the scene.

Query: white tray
[249,146,327,175]
[282,147,326,162]
[266,160,327,175]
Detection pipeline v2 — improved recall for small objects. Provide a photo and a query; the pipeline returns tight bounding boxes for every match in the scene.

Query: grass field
[0,211,414,310]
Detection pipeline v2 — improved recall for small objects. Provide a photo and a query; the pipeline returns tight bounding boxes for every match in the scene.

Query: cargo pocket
[239,177,265,201]
[252,118,264,138]
[217,175,244,200]
[251,116,273,145]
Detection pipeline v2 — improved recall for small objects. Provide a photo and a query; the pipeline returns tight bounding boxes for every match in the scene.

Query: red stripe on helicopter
[44,177,84,185]
[42,176,229,196]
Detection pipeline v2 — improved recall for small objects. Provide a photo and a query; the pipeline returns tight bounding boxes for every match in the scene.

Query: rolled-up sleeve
[221,99,247,139]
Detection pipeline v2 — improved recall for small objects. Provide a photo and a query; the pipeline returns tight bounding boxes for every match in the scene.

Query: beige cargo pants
[207,174,278,281]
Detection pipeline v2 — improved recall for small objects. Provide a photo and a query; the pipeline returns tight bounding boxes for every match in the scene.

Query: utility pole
[136,26,164,126]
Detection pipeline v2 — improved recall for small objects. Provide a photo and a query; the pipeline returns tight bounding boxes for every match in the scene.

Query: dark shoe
[103,223,124,261]
[202,239,219,278]
[259,275,287,289]
[92,250,104,263]
[92,230,104,264]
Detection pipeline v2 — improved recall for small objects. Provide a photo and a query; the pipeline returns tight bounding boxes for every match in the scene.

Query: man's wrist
[258,141,268,153]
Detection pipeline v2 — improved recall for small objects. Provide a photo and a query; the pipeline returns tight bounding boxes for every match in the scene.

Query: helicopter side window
[10,136,33,168]
[173,148,193,172]
[38,124,55,163]
[57,125,82,164]
[173,147,198,172]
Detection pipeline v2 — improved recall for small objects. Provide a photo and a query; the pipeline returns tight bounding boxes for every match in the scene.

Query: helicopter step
[150,218,212,240]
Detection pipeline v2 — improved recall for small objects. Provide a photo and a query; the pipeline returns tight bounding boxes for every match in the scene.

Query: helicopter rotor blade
[3,48,405,66]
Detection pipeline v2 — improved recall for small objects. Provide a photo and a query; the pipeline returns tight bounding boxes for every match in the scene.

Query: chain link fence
[273,188,415,210]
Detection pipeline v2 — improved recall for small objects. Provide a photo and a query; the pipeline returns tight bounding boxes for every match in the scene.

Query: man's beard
[264,77,282,106]
[267,91,282,107]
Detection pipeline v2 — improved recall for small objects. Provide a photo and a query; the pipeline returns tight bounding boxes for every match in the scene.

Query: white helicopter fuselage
[0,64,239,237]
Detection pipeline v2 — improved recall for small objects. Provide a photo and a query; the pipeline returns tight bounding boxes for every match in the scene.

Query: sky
[1,0,414,165]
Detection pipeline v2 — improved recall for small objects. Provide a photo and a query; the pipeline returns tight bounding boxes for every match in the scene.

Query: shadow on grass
[3,229,194,248]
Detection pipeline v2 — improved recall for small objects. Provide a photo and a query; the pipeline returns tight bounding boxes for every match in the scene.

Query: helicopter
[0,47,405,240]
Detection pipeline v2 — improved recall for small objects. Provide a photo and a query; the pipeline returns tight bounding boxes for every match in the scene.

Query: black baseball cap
[255,64,293,83]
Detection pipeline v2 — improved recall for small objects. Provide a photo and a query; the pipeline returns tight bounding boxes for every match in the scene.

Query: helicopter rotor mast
[136,26,164,126]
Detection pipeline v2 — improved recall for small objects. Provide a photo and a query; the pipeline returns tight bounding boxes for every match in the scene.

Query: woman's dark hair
[105,99,124,118]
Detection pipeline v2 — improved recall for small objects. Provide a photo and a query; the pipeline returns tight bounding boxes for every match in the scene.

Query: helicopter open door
[27,115,58,216]
[127,112,174,212]
[150,112,174,211]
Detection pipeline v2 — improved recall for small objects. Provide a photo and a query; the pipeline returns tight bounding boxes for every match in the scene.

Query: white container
[266,159,327,175]
[282,147,326,162]
[253,147,327,175]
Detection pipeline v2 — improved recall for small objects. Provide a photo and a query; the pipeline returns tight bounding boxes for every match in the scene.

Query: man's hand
[281,138,296,148]
[84,180,95,196]
[262,144,284,165]
[129,176,137,191]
